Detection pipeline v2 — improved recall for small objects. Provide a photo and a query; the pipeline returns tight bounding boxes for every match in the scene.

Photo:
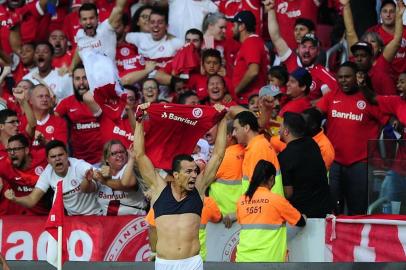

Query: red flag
[45,180,67,268]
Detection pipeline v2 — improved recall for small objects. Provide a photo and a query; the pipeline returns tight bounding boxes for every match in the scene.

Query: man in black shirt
[278,112,333,218]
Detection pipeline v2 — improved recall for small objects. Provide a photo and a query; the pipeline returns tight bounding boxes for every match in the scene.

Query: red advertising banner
[0,215,150,262]
[325,215,406,262]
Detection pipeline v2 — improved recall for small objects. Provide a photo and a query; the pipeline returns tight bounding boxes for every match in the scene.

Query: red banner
[0,215,150,261]
[325,215,406,262]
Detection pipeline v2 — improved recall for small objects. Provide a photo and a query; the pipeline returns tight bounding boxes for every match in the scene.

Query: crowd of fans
[0,0,406,263]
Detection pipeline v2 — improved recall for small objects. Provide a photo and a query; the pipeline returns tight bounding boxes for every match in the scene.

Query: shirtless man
[131,103,227,269]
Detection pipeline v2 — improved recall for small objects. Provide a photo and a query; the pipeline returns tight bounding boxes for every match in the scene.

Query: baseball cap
[301,33,320,47]
[259,85,281,98]
[233,10,256,31]
[290,67,312,89]
[380,0,396,11]
[350,41,373,56]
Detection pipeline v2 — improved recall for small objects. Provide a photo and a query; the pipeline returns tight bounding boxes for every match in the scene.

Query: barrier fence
[1,215,406,263]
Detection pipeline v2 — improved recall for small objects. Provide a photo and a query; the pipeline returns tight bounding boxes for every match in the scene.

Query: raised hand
[396,0,405,17]
[137,102,151,111]
[85,169,94,182]
[12,85,27,102]
[213,103,226,113]
[263,0,275,12]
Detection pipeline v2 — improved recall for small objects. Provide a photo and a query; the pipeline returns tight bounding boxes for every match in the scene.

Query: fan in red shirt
[54,64,103,165]
[78,76,136,149]
[29,84,67,149]
[272,0,320,50]
[341,0,405,96]
[279,67,312,116]
[266,0,338,102]
[187,48,233,101]
[367,0,406,77]
[0,134,50,215]
[231,11,269,105]
[48,29,73,69]
[0,0,47,53]
[350,41,399,96]
[375,72,406,203]
[316,62,389,215]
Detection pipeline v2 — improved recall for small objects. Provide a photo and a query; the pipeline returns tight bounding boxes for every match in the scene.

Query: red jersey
[0,143,7,160]
[376,96,406,175]
[274,0,320,49]
[33,114,68,148]
[100,115,134,149]
[368,55,397,96]
[0,175,12,215]
[36,5,68,41]
[116,42,144,78]
[2,91,22,116]
[12,61,32,83]
[143,104,225,170]
[0,149,49,215]
[188,73,209,100]
[55,95,103,164]
[0,4,19,52]
[317,89,389,166]
[279,96,312,116]
[52,50,73,69]
[232,35,269,105]
[1,1,45,46]
[368,25,406,77]
[283,50,338,100]
[377,96,406,124]
[99,97,134,148]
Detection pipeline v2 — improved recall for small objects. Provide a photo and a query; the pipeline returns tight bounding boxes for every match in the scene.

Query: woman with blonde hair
[93,139,147,216]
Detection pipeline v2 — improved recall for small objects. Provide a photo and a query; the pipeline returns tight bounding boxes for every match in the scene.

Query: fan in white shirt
[167,0,218,40]
[4,140,102,216]
[125,7,183,69]
[94,140,147,216]
[71,1,127,98]
[23,42,73,102]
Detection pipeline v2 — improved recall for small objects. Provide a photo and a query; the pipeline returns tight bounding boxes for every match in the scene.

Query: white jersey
[75,19,117,61]
[36,158,102,216]
[125,32,183,59]
[97,164,147,216]
[23,68,73,102]
[75,19,122,95]
[168,0,218,40]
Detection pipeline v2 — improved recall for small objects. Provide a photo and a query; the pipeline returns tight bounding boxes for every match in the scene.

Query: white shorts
[155,255,203,270]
